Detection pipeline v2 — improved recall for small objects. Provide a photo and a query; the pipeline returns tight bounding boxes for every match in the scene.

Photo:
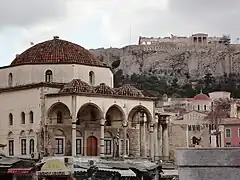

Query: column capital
[122,120,128,127]
[100,119,106,125]
[155,114,159,123]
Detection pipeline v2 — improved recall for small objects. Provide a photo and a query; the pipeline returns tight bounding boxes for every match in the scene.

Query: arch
[29,111,34,123]
[9,113,13,125]
[89,71,95,85]
[76,130,82,137]
[8,131,14,138]
[8,73,13,86]
[29,129,35,136]
[47,102,71,125]
[21,112,25,124]
[54,129,65,136]
[128,105,153,128]
[77,103,103,124]
[45,69,53,82]
[104,131,113,138]
[105,104,126,127]
[20,130,26,137]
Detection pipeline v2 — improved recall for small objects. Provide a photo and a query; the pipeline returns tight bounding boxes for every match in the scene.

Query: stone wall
[176,148,240,180]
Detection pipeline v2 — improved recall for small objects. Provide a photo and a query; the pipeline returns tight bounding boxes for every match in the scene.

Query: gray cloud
[0,0,67,29]
[168,0,240,39]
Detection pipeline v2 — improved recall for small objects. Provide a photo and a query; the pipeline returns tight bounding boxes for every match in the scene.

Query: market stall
[36,159,72,180]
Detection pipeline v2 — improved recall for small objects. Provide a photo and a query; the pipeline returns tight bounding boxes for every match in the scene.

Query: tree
[205,98,231,147]
[203,73,215,93]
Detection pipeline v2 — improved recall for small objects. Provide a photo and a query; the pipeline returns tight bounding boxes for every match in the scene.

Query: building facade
[0,36,164,160]
[138,33,230,47]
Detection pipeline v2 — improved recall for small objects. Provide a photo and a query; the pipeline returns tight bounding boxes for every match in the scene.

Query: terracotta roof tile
[11,37,106,67]
[94,83,116,95]
[115,84,144,97]
[59,79,94,94]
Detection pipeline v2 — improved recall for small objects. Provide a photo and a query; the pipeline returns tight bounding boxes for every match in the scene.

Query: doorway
[87,136,98,156]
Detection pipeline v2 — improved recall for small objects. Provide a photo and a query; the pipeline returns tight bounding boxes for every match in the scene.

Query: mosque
[0,36,165,160]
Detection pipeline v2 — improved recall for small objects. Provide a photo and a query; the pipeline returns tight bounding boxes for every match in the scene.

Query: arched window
[29,139,34,154]
[197,105,200,111]
[21,112,25,124]
[9,113,13,126]
[89,71,95,85]
[21,139,26,155]
[29,111,34,123]
[57,111,63,123]
[204,105,207,111]
[8,73,13,86]
[45,70,53,83]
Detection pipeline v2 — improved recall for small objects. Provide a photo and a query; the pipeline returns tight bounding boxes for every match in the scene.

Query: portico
[42,81,156,159]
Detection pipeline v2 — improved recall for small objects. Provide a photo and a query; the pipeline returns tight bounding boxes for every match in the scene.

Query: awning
[8,168,33,174]
[161,169,178,177]
[98,168,136,177]
[74,168,87,172]
[36,170,71,176]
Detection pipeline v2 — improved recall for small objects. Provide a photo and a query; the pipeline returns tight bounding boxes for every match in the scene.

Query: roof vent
[53,36,59,40]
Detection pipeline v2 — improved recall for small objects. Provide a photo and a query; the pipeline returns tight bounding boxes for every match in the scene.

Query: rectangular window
[21,139,26,155]
[196,125,200,131]
[226,142,231,147]
[120,139,129,156]
[104,139,112,155]
[188,125,191,131]
[192,125,196,131]
[9,140,14,156]
[225,128,231,138]
[29,139,34,154]
[55,138,64,154]
[76,139,82,155]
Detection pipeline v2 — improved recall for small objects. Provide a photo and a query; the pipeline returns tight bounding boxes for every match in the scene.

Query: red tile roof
[193,93,210,100]
[11,37,106,67]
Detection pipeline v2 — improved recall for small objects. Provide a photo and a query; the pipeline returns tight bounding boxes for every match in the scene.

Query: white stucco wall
[0,88,42,157]
[0,64,113,88]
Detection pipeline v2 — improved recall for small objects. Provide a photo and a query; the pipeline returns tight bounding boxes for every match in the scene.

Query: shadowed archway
[47,102,71,125]
[77,103,103,128]
[105,104,126,128]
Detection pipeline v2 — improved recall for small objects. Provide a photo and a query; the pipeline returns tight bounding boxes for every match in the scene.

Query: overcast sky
[0,0,240,66]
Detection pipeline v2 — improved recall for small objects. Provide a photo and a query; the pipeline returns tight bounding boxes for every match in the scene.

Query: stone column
[140,113,147,157]
[158,123,163,157]
[71,96,77,156]
[150,123,154,160]
[122,120,128,157]
[100,119,105,157]
[219,125,225,147]
[162,122,169,158]
[154,115,159,159]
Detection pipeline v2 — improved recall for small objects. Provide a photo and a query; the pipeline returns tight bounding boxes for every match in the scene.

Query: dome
[94,83,116,95]
[193,93,210,100]
[60,79,94,94]
[115,84,144,97]
[11,36,106,67]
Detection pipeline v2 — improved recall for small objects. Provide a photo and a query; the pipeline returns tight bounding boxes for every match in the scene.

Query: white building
[0,36,164,160]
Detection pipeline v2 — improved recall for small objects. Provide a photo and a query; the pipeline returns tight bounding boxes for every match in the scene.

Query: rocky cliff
[90,44,240,83]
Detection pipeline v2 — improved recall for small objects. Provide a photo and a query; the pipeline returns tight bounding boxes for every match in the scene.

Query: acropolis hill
[90,33,240,83]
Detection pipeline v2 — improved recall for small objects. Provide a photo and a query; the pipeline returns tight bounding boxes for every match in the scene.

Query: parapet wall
[176,148,240,180]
